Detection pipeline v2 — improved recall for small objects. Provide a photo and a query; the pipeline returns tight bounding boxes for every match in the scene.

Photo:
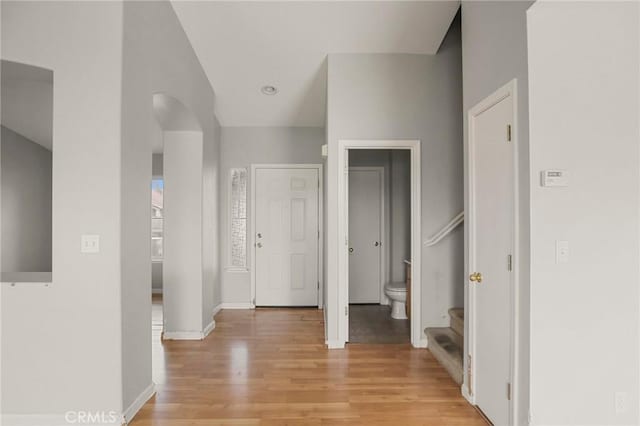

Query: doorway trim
[249,164,324,309]
[348,166,387,304]
[337,140,422,347]
[465,79,519,423]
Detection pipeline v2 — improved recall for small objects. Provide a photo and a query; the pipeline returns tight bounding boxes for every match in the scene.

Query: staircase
[425,308,464,385]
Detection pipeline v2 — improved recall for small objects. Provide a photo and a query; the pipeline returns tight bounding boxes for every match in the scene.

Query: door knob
[257,233,262,239]
[257,242,263,248]
[349,248,354,253]
[469,272,482,283]
[374,242,380,247]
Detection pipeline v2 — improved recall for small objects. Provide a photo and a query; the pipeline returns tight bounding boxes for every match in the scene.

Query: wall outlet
[615,391,628,414]
[555,240,569,264]
[81,234,100,254]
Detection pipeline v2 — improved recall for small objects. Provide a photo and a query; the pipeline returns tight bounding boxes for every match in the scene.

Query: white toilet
[384,282,408,320]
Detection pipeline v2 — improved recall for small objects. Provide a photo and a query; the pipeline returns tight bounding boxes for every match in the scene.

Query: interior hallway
[134,307,486,425]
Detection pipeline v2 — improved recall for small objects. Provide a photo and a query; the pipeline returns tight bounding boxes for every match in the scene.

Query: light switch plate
[81,234,100,253]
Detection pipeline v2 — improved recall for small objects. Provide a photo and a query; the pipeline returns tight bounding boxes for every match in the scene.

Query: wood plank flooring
[131,307,486,425]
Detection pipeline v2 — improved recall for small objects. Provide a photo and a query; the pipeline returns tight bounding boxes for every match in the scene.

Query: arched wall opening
[150,93,207,343]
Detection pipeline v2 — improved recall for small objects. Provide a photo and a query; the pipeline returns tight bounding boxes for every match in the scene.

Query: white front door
[469,90,514,425]
[255,168,319,306]
[348,168,382,304]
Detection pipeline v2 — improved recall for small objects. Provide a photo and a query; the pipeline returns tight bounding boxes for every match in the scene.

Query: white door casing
[336,140,422,348]
[467,80,518,425]
[253,166,320,307]
[348,167,384,304]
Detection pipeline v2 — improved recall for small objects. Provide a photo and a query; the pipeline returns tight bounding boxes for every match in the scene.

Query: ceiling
[1,60,53,150]
[171,1,460,127]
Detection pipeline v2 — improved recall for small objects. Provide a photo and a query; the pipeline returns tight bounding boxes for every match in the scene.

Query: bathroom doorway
[345,147,415,344]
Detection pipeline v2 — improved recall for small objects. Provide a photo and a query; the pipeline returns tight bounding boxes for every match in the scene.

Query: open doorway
[149,93,208,387]
[347,150,411,344]
[0,60,53,285]
[337,140,422,347]
[151,170,164,344]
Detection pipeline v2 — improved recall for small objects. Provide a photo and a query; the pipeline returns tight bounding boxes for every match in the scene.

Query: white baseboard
[221,302,253,309]
[1,413,120,426]
[123,382,156,424]
[461,383,475,405]
[212,303,223,317]
[164,320,215,340]
[162,331,202,340]
[163,330,203,340]
[202,318,216,338]
[151,288,163,295]
[326,340,345,349]
[414,337,428,348]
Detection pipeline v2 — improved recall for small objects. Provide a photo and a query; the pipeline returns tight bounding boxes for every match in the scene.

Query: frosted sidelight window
[229,168,247,269]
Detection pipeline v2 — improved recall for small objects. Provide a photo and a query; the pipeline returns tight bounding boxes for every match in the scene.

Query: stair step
[448,308,464,336]
[425,327,463,385]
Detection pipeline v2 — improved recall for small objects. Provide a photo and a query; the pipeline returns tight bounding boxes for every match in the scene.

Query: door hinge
[507,382,512,401]
[317,281,320,290]
[345,306,348,316]
[507,254,513,272]
[507,124,512,142]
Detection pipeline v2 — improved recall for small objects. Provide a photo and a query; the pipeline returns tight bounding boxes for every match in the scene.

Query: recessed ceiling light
[261,85,278,96]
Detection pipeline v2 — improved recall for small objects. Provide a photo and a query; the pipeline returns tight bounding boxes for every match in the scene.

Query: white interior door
[470,91,514,425]
[255,168,319,306]
[348,168,382,304]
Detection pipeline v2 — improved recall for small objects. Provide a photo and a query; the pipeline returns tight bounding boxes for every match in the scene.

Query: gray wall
[325,15,463,343]
[220,126,324,304]
[528,2,639,424]
[120,1,221,411]
[1,1,125,415]
[162,131,204,334]
[460,2,533,422]
[389,150,410,282]
[1,126,52,273]
[152,153,163,178]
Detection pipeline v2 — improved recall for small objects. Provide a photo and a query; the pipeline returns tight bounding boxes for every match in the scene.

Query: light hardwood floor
[132,307,486,425]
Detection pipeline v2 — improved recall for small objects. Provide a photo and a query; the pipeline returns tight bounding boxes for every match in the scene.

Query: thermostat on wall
[541,170,569,187]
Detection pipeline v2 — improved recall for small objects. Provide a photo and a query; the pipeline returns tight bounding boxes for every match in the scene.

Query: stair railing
[423,212,464,247]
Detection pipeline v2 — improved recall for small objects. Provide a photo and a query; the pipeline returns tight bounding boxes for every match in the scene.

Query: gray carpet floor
[349,304,410,344]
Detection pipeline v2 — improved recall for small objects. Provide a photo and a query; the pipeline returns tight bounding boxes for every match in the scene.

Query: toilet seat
[385,282,406,293]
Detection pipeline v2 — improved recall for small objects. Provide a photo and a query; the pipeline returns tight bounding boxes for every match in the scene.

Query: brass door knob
[469,272,483,283]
